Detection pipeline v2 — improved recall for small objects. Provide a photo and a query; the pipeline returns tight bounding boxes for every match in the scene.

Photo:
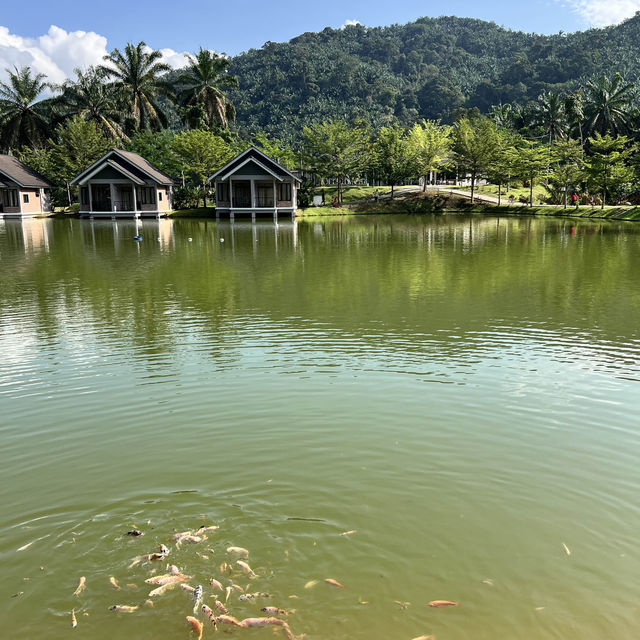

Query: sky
[1,0,640,84]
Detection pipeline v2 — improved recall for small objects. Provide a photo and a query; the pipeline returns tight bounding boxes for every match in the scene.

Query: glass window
[23,193,29,204]
[80,187,88,205]
[8,189,18,207]
[277,182,292,201]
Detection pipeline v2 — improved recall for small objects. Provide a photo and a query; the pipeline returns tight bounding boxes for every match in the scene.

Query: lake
[1,214,640,640]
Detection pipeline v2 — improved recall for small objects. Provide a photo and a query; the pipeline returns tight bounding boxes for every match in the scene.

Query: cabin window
[80,187,88,205]
[23,193,29,204]
[217,182,229,201]
[138,187,156,204]
[7,190,19,207]
[277,182,292,201]
[158,191,163,201]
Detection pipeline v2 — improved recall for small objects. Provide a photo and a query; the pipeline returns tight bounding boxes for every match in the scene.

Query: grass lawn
[451,184,549,204]
[167,208,216,218]
[314,185,396,204]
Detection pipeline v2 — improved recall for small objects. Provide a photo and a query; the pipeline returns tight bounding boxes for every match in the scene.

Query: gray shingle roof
[115,150,173,185]
[0,155,53,188]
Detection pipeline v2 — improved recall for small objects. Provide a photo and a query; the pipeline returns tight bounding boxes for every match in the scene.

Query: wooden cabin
[70,150,173,218]
[211,147,301,220]
[0,155,53,218]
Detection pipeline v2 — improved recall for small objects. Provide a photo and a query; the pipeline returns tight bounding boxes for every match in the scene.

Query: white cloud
[340,19,361,29]
[0,25,189,87]
[563,0,640,26]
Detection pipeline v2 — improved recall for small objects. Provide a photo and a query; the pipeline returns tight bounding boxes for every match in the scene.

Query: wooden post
[251,179,256,209]
[109,183,116,212]
[132,183,137,214]
[88,182,93,213]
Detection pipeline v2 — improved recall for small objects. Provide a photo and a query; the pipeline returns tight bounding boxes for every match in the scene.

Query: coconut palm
[0,66,55,151]
[532,91,567,142]
[58,67,128,141]
[99,41,172,133]
[175,48,238,129]
[563,90,585,147]
[583,74,634,136]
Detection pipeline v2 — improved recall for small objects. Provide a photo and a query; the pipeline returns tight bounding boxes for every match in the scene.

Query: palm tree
[58,67,128,141]
[175,48,238,129]
[99,42,172,133]
[532,91,567,142]
[583,74,634,136]
[0,66,55,151]
[563,90,585,147]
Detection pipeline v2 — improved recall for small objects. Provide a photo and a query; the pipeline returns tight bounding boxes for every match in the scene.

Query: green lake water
[1,214,640,640]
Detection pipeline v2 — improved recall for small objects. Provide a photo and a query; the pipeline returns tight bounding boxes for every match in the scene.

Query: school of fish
[58,521,454,638]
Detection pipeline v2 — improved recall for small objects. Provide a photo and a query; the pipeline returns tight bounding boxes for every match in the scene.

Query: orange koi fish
[186,616,203,640]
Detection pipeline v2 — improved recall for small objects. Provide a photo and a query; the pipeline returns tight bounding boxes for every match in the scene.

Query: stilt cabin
[70,150,173,218]
[211,147,300,220]
[0,155,53,218]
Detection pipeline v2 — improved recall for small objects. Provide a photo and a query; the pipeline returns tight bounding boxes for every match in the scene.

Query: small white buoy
[157,237,161,241]
[220,238,225,243]
[188,237,193,242]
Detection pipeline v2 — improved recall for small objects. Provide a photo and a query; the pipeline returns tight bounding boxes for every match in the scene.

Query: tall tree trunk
[470,172,475,203]
[529,177,534,207]
[337,177,342,205]
[563,186,567,209]
[391,184,395,199]
[423,174,427,192]
[498,182,502,206]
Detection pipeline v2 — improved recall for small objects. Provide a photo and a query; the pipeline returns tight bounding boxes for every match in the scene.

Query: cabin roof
[70,149,173,186]
[0,155,53,188]
[210,147,301,182]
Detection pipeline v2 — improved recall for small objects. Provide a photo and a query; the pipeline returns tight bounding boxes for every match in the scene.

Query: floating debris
[125,529,144,537]
[73,577,86,596]
[394,601,411,609]
[410,636,434,640]
[340,530,356,537]
[11,592,24,598]
[481,579,494,586]
[562,543,571,556]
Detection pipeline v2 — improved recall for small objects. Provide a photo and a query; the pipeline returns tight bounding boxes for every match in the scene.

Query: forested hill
[226,13,640,142]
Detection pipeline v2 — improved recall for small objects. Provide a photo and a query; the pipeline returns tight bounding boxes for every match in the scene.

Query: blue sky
[1,0,639,83]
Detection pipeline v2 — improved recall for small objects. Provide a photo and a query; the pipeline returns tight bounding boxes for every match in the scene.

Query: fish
[195,552,210,560]
[209,578,223,591]
[158,544,170,555]
[261,607,288,615]
[394,601,411,609]
[73,577,86,596]
[236,560,256,577]
[181,584,196,594]
[231,583,244,592]
[410,636,435,640]
[219,562,232,573]
[149,583,178,597]
[109,577,120,590]
[481,579,494,586]
[71,609,77,628]
[128,554,150,568]
[169,565,182,575]
[186,616,203,640]
[144,599,154,608]
[304,580,318,589]
[562,543,571,556]
[109,605,139,613]
[340,530,357,537]
[225,586,232,602]
[174,532,204,547]
[214,599,228,614]
[201,604,218,629]
[193,585,203,614]
[324,578,344,588]
[239,592,271,601]
[427,600,458,608]
[240,617,288,628]
[149,552,168,561]
[217,614,245,627]
[197,525,219,533]
[226,546,249,557]
[145,574,187,586]
[125,529,144,537]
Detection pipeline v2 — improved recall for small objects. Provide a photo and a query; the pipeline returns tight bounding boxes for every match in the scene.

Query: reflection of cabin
[211,147,300,220]
[0,155,53,218]
[70,150,173,218]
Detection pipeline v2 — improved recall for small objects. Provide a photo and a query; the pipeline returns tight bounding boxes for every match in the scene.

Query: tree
[513,141,549,207]
[374,124,417,198]
[563,90,585,147]
[99,42,172,133]
[0,66,55,151]
[547,139,585,208]
[584,74,634,137]
[302,119,370,204]
[485,130,518,205]
[176,48,238,130]
[58,67,127,141]
[253,132,297,169]
[452,116,499,203]
[532,91,567,143]
[171,129,234,207]
[127,130,182,179]
[19,116,114,206]
[586,133,633,208]
[408,119,451,191]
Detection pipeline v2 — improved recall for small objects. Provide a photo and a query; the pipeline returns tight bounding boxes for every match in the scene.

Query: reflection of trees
[1,215,640,371]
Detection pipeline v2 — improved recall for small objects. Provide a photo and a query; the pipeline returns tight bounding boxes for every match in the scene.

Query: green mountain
[226,13,640,142]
